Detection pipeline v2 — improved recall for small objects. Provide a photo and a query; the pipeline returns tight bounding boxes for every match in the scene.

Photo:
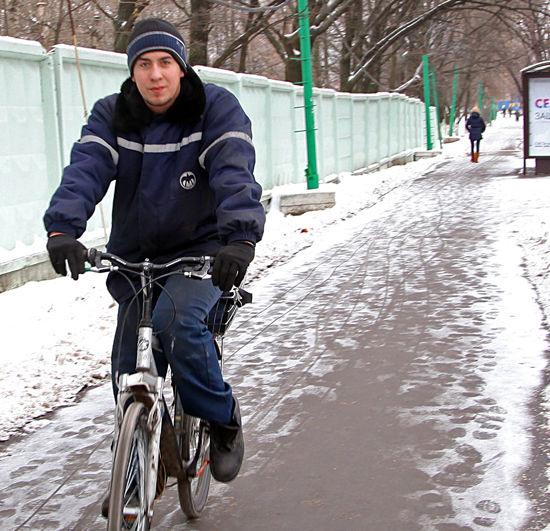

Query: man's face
[131,51,184,114]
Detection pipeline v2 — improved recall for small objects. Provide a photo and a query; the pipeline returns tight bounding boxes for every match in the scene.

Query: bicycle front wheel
[175,396,211,518]
[108,402,152,531]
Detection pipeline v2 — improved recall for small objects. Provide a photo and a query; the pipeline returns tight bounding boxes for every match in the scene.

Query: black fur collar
[113,66,206,133]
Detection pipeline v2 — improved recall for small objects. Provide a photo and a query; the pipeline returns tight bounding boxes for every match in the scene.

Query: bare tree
[4,0,550,119]
[188,0,211,65]
[111,0,151,52]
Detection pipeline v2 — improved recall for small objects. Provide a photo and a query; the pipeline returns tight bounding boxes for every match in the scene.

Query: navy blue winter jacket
[466,112,486,141]
[44,71,265,301]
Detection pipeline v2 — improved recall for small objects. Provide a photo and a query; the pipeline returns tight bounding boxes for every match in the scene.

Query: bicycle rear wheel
[108,402,152,531]
[174,393,212,518]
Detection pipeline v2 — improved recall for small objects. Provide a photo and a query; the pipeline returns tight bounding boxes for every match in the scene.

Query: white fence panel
[0,37,435,289]
[0,37,59,251]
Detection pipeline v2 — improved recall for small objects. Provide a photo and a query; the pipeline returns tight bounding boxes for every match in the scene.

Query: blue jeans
[111,275,233,425]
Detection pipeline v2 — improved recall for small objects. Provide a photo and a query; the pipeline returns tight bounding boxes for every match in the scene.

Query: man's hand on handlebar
[212,241,255,292]
[50,242,254,286]
[46,233,87,280]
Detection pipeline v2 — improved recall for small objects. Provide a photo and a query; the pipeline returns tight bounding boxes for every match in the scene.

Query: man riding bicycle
[43,17,265,515]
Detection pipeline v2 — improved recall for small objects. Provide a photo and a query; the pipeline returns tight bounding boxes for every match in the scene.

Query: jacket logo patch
[179,171,196,190]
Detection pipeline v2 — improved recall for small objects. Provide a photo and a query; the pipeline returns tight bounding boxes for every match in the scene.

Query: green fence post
[478,79,483,112]
[449,66,458,136]
[297,0,319,189]
[422,54,433,150]
[430,66,443,149]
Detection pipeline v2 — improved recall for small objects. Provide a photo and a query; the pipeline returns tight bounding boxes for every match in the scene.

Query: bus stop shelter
[522,60,550,175]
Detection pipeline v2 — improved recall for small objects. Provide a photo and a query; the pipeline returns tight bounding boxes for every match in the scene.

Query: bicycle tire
[108,402,152,531]
[174,393,212,518]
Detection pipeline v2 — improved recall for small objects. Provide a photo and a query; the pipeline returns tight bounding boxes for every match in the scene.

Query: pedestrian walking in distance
[43,17,266,516]
[466,106,486,163]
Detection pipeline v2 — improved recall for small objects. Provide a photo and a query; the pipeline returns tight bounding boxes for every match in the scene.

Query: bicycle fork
[115,311,165,519]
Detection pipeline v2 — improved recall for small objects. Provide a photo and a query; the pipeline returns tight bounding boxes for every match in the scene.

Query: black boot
[209,397,244,482]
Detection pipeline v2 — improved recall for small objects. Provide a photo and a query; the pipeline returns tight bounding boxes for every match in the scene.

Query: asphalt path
[1,121,550,530]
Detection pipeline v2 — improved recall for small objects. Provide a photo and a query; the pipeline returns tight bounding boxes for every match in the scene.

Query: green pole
[430,66,443,149]
[478,79,483,112]
[422,54,433,151]
[297,0,319,190]
[449,66,458,136]
[489,99,495,123]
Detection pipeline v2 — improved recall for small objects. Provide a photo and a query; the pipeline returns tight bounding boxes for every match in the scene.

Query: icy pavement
[0,118,480,443]
[0,117,548,445]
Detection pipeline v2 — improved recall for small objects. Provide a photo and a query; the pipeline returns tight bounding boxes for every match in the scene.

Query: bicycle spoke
[109,402,151,531]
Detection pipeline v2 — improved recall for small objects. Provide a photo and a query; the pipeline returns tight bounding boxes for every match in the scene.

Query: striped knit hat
[126,18,188,73]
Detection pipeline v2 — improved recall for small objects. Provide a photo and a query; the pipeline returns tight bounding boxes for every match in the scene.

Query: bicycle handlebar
[87,248,214,279]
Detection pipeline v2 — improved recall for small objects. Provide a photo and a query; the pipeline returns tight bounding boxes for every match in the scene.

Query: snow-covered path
[1,117,549,529]
[1,117,548,445]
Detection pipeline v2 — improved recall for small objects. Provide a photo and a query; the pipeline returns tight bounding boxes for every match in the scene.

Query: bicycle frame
[88,249,214,520]
[87,248,248,524]
[114,262,165,520]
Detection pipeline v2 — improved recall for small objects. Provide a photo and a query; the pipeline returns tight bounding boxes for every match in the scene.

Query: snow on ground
[517,211,550,319]
[0,117,547,442]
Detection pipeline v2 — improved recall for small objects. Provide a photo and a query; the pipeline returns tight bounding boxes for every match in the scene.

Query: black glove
[46,233,87,280]
[212,241,255,292]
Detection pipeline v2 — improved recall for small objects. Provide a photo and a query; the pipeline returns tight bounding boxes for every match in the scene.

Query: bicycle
[86,248,250,529]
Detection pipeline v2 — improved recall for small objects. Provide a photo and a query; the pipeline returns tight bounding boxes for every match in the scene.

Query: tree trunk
[285,57,302,83]
[237,0,259,72]
[189,0,211,66]
[112,0,150,53]
[2,0,9,36]
[339,1,362,92]
[283,36,303,84]
[53,0,66,49]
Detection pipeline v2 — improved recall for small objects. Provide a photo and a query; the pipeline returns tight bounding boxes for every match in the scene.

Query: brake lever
[86,248,100,266]
[85,247,112,272]
[185,261,213,280]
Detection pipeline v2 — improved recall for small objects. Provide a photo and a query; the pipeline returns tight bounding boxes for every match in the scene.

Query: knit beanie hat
[126,18,189,73]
